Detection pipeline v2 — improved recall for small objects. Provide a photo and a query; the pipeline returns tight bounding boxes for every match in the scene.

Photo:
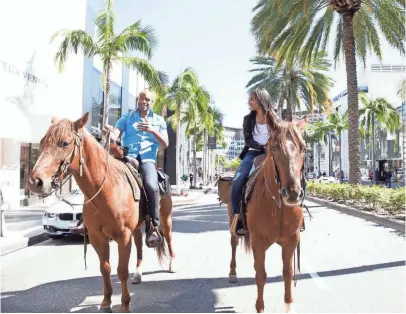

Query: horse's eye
[62,141,70,147]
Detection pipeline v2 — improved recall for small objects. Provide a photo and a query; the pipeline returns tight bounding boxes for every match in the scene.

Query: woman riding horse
[231,88,278,236]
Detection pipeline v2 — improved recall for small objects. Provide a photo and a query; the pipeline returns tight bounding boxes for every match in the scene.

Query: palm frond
[119,56,168,93]
[114,21,157,58]
[51,30,98,72]
[95,0,115,44]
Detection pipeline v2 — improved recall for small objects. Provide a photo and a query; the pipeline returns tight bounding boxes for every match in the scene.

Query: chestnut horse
[218,110,306,313]
[28,113,175,313]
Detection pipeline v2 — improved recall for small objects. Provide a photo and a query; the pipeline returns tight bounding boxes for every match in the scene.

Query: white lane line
[300,261,330,291]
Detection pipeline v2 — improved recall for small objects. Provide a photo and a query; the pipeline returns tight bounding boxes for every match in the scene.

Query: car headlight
[45,211,59,218]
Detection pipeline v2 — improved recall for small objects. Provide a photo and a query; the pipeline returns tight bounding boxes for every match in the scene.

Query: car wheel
[48,235,64,240]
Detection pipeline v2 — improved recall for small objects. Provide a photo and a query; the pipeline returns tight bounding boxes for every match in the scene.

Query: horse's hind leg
[228,203,238,283]
[131,228,143,284]
[282,233,300,313]
[117,231,132,313]
[89,232,113,312]
[160,195,176,272]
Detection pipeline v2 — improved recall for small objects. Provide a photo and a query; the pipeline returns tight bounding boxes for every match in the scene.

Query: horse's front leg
[228,203,238,283]
[282,233,300,313]
[88,232,112,312]
[252,236,270,313]
[117,230,132,313]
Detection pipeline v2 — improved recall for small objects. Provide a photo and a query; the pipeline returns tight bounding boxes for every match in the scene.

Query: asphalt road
[1,194,405,313]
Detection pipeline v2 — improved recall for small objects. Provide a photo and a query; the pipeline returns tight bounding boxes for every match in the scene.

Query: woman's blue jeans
[231,151,263,215]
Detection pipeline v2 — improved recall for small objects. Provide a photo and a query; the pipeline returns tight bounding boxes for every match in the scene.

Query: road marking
[301,261,329,291]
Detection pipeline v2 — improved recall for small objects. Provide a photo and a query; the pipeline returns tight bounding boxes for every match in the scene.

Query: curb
[1,232,49,256]
[306,195,405,234]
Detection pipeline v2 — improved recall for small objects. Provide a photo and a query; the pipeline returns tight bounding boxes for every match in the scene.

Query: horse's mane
[271,121,306,153]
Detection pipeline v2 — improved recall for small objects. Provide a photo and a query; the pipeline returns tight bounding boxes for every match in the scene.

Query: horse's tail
[240,231,251,253]
[155,234,168,265]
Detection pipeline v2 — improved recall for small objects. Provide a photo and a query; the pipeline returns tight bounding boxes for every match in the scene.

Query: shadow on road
[1,260,404,313]
[172,204,230,234]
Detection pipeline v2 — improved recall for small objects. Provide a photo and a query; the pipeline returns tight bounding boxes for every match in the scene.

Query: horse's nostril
[35,178,43,188]
[298,189,304,200]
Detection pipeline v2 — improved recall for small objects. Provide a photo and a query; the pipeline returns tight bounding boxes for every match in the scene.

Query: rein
[40,124,112,271]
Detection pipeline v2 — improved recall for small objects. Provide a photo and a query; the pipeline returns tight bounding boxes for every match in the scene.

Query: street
[1,193,405,313]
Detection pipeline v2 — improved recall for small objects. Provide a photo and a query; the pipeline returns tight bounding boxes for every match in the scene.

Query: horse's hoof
[285,303,296,313]
[131,272,142,284]
[119,306,130,313]
[169,259,176,273]
[229,274,237,283]
[100,305,112,313]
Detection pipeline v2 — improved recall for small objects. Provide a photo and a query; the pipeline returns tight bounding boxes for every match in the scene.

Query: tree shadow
[1,260,404,313]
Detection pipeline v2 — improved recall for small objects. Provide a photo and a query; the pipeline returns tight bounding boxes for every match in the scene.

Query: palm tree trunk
[176,105,181,194]
[339,131,342,173]
[372,112,375,184]
[342,12,361,184]
[193,135,197,186]
[102,61,111,127]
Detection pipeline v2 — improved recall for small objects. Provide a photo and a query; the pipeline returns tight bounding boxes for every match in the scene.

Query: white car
[42,189,84,239]
[317,176,339,184]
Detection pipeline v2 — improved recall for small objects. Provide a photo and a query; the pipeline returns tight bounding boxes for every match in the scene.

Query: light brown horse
[218,110,306,313]
[28,113,175,313]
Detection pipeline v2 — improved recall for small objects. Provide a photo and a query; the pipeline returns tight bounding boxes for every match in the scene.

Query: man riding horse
[71,90,168,248]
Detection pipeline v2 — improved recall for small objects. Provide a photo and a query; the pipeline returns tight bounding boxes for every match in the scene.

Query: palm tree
[327,111,349,173]
[163,68,210,194]
[246,52,334,120]
[252,0,405,184]
[51,0,167,127]
[359,93,401,183]
[397,79,406,100]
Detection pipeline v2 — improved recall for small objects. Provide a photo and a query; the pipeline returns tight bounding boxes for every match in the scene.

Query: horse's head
[28,113,90,195]
[265,110,307,207]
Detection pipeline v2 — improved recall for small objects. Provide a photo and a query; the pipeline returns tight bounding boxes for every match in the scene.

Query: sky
[113,0,404,128]
[115,0,258,128]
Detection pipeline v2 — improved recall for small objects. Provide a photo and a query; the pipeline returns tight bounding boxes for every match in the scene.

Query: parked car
[317,176,339,184]
[42,189,84,239]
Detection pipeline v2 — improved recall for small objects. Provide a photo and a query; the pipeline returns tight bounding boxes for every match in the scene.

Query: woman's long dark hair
[250,89,279,131]
[251,88,275,113]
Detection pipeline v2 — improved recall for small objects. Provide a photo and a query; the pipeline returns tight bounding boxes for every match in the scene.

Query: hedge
[306,182,405,215]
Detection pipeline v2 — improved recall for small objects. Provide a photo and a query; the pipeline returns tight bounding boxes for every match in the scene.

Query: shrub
[306,182,405,214]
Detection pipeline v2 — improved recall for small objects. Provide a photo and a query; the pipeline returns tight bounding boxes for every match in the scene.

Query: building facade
[0,0,149,208]
[331,61,404,179]
[217,126,244,161]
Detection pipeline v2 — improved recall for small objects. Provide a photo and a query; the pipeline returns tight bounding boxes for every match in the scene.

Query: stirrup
[145,226,163,248]
[230,214,247,237]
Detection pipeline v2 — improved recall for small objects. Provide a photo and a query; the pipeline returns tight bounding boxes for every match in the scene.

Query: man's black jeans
[137,157,159,228]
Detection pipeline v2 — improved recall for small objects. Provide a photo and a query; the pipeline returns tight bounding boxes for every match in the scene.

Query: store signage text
[0,60,48,88]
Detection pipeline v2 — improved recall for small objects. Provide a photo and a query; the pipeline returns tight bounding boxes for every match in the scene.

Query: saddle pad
[244,165,263,204]
[124,162,142,201]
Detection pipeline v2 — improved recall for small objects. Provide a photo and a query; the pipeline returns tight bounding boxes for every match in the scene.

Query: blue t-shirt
[114,110,168,163]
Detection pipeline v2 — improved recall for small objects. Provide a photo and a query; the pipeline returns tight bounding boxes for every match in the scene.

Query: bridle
[43,123,110,207]
[263,138,306,209]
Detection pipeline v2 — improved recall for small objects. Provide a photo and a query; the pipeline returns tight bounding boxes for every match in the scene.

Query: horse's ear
[295,116,307,131]
[266,110,278,131]
[74,112,90,131]
[51,116,61,124]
